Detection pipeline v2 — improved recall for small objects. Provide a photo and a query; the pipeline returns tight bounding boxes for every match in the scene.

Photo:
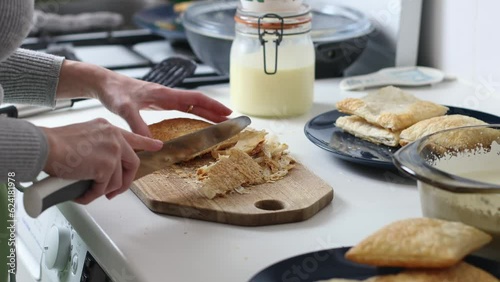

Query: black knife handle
[0,105,18,118]
[23,177,92,218]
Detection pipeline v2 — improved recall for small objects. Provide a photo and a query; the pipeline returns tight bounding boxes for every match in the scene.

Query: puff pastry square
[336,86,449,131]
[399,114,487,146]
[344,217,492,268]
[364,262,498,282]
[335,115,401,147]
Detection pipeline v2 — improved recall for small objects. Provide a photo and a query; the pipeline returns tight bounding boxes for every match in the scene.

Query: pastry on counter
[399,114,487,146]
[336,86,448,131]
[344,217,492,268]
[148,117,295,199]
[197,148,265,199]
[197,130,295,199]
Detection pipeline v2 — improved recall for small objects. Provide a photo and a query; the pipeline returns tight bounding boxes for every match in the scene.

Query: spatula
[142,56,197,87]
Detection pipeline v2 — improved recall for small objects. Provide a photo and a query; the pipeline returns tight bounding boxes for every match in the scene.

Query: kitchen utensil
[23,116,251,218]
[249,247,500,281]
[0,99,86,118]
[339,66,447,91]
[131,160,333,226]
[393,124,500,260]
[179,0,373,77]
[142,56,197,87]
[304,107,500,170]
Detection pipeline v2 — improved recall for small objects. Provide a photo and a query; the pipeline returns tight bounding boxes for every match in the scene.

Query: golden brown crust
[335,86,448,131]
[399,115,487,146]
[149,118,212,141]
[149,118,295,198]
[422,126,500,156]
[364,262,498,282]
[148,118,219,160]
[344,217,492,268]
[336,98,365,115]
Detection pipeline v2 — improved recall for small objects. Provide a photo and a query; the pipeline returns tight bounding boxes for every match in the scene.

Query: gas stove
[21,28,228,88]
[0,28,230,118]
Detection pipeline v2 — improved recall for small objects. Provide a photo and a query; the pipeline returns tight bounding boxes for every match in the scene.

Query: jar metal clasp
[258,14,284,75]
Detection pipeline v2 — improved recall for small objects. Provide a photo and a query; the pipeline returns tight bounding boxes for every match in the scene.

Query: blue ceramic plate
[249,246,500,281]
[304,106,500,170]
[133,3,186,40]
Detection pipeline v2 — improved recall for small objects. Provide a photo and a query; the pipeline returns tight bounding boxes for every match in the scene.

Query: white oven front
[16,190,111,282]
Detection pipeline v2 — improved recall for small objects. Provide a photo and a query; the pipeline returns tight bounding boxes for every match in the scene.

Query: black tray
[304,106,500,170]
[249,246,500,281]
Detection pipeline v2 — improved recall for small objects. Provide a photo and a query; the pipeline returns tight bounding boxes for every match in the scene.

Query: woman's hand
[56,61,233,137]
[41,118,163,204]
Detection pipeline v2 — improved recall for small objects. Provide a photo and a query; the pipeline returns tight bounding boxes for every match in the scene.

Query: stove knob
[44,225,71,271]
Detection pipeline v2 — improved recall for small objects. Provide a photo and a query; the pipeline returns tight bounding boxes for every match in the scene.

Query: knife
[0,99,88,118]
[23,116,251,218]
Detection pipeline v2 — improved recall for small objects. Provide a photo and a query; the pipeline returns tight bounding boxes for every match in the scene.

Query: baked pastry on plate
[335,115,401,147]
[365,262,498,282]
[345,217,492,268]
[336,86,448,131]
[399,114,488,146]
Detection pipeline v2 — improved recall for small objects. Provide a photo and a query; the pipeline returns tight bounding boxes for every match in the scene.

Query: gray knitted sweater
[0,0,64,182]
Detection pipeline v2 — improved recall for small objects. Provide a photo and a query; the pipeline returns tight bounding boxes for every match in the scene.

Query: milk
[230,61,314,117]
[230,14,316,118]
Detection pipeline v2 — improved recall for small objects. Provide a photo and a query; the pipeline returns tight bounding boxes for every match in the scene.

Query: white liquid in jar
[230,47,315,117]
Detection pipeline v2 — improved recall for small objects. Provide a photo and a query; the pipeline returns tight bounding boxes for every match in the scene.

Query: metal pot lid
[182,0,374,42]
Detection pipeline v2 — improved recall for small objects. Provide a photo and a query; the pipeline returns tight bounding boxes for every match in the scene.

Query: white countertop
[24,77,500,282]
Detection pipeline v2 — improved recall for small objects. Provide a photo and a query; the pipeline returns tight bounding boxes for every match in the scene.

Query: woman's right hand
[41,118,163,204]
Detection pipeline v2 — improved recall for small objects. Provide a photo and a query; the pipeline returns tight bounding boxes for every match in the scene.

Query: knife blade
[23,116,251,218]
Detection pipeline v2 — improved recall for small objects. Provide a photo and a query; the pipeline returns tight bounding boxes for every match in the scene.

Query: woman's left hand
[57,60,233,137]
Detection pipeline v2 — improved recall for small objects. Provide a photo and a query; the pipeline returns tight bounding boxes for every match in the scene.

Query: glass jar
[230,4,315,118]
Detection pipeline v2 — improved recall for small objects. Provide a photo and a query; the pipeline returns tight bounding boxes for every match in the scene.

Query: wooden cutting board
[130,156,334,226]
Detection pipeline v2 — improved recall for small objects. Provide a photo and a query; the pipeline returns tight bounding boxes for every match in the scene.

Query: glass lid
[182,0,374,42]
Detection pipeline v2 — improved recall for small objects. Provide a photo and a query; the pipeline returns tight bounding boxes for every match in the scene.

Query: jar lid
[240,0,304,13]
[182,0,374,42]
[235,4,312,30]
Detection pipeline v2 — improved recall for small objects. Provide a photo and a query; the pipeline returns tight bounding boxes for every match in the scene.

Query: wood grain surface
[131,156,334,226]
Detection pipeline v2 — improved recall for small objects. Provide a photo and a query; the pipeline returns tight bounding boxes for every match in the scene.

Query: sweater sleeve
[0,116,48,182]
[0,48,64,107]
